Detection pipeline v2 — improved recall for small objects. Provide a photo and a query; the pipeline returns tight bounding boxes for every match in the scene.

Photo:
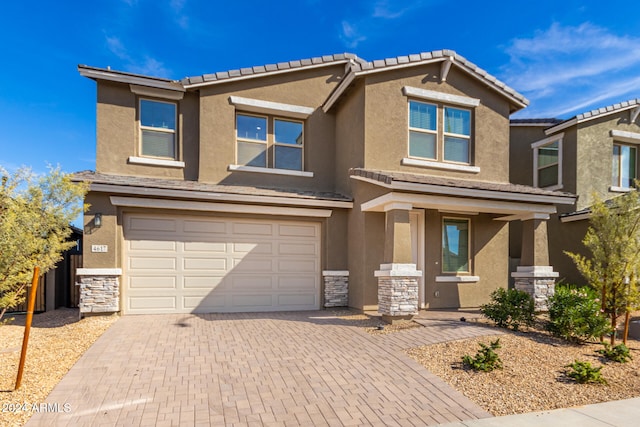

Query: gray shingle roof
[350,168,575,199]
[546,98,640,134]
[181,53,365,86]
[510,118,563,125]
[72,171,351,202]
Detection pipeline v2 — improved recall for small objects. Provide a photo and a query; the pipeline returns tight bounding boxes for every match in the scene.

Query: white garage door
[123,214,321,314]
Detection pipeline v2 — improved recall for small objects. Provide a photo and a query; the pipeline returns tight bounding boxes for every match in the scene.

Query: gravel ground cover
[406,322,640,416]
[0,308,118,427]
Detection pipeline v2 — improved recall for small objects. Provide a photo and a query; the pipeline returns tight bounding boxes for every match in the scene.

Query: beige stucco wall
[96,81,199,180]
[335,81,366,195]
[83,192,120,268]
[196,66,343,192]
[423,211,508,309]
[363,65,512,182]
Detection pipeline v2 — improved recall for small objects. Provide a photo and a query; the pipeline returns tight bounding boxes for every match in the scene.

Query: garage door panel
[128,296,176,310]
[232,222,273,235]
[129,240,176,251]
[278,259,317,272]
[278,224,317,238]
[129,276,176,289]
[124,214,320,314]
[129,256,177,270]
[184,241,226,252]
[183,219,227,234]
[277,294,317,306]
[278,276,316,290]
[278,242,317,256]
[129,217,177,233]
[184,295,225,311]
[232,257,275,272]
[232,242,272,254]
[229,276,274,291]
[183,257,227,271]
[232,294,274,307]
[183,276,225,289]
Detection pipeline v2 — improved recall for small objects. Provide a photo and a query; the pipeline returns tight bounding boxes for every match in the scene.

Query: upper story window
[236,114,304,171]
[408,101,472,165]
[402,87,480,174]
[228,96,314,177]
[612,143,636,189]
[531,134,563,190]
[442,217,470,273]
[444,107,471,163]
[139,99,177,159]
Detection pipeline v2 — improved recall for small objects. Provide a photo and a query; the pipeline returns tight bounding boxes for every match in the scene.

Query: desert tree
[0,166,87,322]
[566,190,640,345]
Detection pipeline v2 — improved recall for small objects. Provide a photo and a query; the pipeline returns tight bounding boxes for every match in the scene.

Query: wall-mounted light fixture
[94,213,102,228]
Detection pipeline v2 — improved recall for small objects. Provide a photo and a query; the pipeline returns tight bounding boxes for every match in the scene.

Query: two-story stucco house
[510,99,640,286]
[75,50,574,318]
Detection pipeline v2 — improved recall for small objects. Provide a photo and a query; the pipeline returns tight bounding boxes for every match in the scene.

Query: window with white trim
[236,113,304,171]
[612,143,637,189]
[139,99,177,159]
[442,218,470,273]
[408,100,473,165]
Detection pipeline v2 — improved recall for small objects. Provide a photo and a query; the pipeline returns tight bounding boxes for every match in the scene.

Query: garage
[123,213,321,314]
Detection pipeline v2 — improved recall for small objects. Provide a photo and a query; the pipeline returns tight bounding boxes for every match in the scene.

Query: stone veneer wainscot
[76,268,122,314]
[323,271,349,307]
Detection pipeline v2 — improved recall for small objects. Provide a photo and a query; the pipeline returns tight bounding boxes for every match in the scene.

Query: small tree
[0,166,87,322]
[565,190,640,345]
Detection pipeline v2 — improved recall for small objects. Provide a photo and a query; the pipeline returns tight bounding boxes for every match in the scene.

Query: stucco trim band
[610,129,640,144]
[401,157,480,173]
[227,164,314,178]
[229,96,315,119]
[77,268,123,276]
[435,276,480,283]
[402,86,480,108]
[110,196,333,218]
[128,156,185,168]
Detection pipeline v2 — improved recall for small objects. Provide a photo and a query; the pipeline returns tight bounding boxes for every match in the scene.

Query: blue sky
[1,0,639,174]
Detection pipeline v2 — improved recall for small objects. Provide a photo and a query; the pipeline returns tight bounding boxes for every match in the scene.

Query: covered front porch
[349,169,576,321]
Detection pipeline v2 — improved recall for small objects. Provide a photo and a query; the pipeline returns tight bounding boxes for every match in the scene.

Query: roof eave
[78,65,185,92]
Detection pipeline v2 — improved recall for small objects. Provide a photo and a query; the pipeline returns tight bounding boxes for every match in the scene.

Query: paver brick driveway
[27,311,496,426]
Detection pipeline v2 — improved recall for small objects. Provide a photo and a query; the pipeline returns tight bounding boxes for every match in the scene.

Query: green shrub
[546,286,611,342]
[462,339,503,372]
[480,288,535,331]
[596,343,633,363]
[565,360,607,384]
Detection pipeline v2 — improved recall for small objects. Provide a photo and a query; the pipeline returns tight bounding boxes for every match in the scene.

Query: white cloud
[340,21,366,48]
[372,0,408,19]
[502,23,640,118]
[104,35,171,78]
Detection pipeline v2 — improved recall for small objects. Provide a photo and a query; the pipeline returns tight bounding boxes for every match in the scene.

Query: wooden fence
[9,275,46,313]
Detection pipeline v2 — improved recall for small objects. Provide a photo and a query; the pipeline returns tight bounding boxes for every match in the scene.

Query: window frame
[443,106,472,164]
[408,100,438,160]
[612,142,637,190]
[138,98,178,161]
[406,99,474,167]
[531,134,563,190]
[235,112,305,172]
[441,217,471,274]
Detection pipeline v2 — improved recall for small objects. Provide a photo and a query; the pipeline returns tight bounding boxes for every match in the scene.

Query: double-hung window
[403,86,478,172]
[409,101,437,159]
[444,107,471,163]
[442,218,470,273]
[612,143,637,189]
[532,134,562,189]
[139,99,177,159]
[236,114,304,171]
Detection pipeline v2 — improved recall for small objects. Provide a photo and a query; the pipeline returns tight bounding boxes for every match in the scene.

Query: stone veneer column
[76,268,122,314]
[511,266,559,311]
[375,263,422,324]
[323,271,349,308]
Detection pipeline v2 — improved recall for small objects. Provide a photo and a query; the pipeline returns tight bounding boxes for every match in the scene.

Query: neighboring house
[75,50,574,318]
[510,99,640,286]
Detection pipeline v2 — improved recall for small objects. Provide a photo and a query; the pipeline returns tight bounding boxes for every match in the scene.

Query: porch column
[511,214,558,311]
[375,204,422,323]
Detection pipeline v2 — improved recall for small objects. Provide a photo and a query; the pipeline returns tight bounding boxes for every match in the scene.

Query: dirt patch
[406,329,640,416]
[0,308,118,427]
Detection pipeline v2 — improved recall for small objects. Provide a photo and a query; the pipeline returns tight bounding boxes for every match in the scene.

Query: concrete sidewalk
[438,397,640,426]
